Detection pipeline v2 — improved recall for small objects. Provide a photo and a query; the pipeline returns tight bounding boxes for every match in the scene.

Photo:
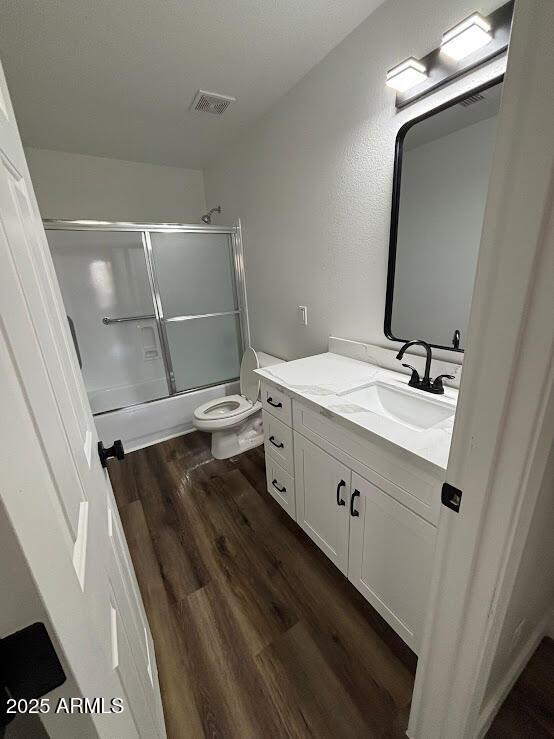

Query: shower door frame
[44,219,250,412]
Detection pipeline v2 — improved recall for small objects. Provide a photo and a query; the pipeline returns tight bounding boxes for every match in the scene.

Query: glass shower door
[48,230,169,414]
[149,231,242,393]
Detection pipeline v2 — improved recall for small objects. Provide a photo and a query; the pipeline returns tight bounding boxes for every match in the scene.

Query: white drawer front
[263,410,294,473]
[265,455,296,520]
[261,382,292,426]
[293,400,440,524]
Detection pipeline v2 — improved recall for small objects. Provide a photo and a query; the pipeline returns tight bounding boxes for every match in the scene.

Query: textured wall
[26,147,206,223]
[204,0,504,361]
[484,442,554,703]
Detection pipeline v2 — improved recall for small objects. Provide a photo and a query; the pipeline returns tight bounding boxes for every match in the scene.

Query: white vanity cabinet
[261,382,292,426]
[261,382,296,517]
[260,380,441,653]
[262,410,294,473]
[348,473,436,650]
[294,434,351,574]
[264,452,296,519]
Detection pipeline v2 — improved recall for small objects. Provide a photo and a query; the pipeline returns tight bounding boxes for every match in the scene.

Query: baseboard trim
[477,612,551,737]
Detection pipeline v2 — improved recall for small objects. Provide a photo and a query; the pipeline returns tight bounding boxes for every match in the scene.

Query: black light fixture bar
[395,1,514,109]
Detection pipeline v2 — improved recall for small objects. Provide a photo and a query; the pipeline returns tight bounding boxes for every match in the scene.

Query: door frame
[409,1,554,736]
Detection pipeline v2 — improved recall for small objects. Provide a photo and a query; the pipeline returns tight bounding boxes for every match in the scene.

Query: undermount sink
[341,381,456,431]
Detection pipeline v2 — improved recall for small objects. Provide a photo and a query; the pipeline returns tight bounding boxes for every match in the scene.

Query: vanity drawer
[265,456,296,520]
[293,400,441,524]
[261,382,292,426]
[262,410,294,474]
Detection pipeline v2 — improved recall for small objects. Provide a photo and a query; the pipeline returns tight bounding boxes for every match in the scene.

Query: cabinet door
[294,433,351,574]
[348,473,436,653]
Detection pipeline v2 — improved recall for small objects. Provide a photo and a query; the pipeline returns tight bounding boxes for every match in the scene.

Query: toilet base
[211,411,264,460]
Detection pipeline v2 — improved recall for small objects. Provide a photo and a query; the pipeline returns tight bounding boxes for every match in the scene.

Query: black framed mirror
[385,76,503,352]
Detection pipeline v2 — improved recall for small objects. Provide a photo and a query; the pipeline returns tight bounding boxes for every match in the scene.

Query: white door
[294,434,351,574]
[0,59,165,737]
[348,473,435,653]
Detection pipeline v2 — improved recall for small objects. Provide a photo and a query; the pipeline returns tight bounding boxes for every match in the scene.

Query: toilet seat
[192,348,283,455]
[193,395,261,431]
[194,393,257,421]
[193,347,264,431]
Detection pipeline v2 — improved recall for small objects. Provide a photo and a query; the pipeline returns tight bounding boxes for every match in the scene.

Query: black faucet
[452,329,461,350]
[395,340,454,395]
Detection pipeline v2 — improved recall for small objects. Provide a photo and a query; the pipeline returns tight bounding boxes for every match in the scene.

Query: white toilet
[193,347,283,460]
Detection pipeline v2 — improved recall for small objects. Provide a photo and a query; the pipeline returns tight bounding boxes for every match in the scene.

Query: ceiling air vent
[191,90,236,115]
[459,92,486,107]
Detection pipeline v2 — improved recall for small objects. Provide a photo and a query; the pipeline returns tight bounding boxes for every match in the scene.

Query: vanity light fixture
[390,1,513,108]
[440,13,492,61]
[386,58,427,93]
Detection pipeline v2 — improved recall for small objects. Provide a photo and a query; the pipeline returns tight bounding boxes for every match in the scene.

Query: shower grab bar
[102,314,156,325]
[103,309,240,325]
[164,310,240,323]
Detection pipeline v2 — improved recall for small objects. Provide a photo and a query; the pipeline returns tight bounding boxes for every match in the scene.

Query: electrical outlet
[298,305,308,326]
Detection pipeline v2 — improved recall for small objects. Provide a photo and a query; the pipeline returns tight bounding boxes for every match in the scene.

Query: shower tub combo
[46,220,250,451]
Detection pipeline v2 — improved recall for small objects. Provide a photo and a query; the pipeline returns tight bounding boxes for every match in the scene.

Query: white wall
[204,0,504,361]
[393,115,498,348]
[483,441,554,705]
[26,147,206,223]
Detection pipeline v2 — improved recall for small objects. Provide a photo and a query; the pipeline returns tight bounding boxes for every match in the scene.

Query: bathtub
[94,380,239,452]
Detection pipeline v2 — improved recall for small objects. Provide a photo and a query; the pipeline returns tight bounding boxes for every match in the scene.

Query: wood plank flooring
[109,432,554,738]
[109,432,416,738]
[486,637,554,738]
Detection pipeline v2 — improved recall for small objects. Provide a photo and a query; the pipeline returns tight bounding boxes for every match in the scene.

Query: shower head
[201,205,222,224]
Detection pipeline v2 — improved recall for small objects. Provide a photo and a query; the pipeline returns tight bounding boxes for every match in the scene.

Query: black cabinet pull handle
[336,479,346,506]
[350,489,360,517]
[267,397,283,408]
[272,479,286,493]
[269,435,284,449]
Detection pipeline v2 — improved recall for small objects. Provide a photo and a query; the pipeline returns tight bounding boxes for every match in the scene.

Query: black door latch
[1,623,66,727]
[442,482,463,512]
[98,439,125,468]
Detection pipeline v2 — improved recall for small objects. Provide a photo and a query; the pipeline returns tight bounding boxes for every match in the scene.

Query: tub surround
[256,351,457,474]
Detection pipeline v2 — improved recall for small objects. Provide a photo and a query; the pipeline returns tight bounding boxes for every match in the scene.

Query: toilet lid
[240,347,260,404]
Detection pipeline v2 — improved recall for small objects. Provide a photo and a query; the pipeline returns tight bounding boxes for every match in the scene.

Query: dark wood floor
[486,637,554,738]
[109,432,554,738]
[109,432,417,738]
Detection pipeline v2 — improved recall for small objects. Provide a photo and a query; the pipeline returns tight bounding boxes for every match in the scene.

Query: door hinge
[441,482,463,512]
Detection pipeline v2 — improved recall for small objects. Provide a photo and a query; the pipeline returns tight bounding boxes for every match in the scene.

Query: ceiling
[0,0,385,169]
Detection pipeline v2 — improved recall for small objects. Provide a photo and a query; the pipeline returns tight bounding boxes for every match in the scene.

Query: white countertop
[255,352,458,474]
